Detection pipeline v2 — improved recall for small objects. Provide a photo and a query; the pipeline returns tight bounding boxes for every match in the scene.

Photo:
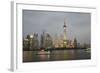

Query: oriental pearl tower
[63,19,67,48]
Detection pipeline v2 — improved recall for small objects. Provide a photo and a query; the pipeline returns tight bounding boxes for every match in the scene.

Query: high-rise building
[58,34,64,48]
[73,38,77,48]
[63,19,67,48]
[45,33,53,49]
[29,34,34,50]
[23,38,29,50]
[41,32,53,49]
[32,33,39,49]
[53,34,59,48]
[40,31,46,49]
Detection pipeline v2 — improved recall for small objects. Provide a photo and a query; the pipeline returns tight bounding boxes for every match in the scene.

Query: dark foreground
[23,49,91,62]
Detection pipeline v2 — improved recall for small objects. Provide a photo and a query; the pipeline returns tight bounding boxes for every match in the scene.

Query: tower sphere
[63,24,66,28]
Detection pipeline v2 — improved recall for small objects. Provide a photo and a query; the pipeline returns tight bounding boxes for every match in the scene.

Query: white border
[11,1,97,72]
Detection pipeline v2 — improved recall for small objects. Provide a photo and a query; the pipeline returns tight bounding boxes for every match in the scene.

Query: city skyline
[23,10,91,45]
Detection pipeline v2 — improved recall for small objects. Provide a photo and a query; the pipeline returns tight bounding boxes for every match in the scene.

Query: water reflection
[23,49,91,62]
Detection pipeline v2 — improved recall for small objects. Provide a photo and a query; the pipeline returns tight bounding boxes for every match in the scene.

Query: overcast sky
[23,10,91,45]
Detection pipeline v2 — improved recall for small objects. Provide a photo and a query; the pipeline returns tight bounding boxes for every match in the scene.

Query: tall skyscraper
[33,33,39,49]
[23,38,29,50]
[41,32,53,49]
[40,31,46,49]
[73,38,77,48]
[45,33,53,49]
[63,19,67,48]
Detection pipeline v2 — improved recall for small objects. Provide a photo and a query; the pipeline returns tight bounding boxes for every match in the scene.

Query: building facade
[41,32,53,49]
[23,33,39,50]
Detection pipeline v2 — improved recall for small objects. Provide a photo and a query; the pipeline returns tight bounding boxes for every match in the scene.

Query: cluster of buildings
[52,20,77,48]
[23,33,39,50]
[23,20,79,50]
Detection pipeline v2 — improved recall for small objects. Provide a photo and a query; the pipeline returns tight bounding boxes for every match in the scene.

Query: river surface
[23,49,91,62]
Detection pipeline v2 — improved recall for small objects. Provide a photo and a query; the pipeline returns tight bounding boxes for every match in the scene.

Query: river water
[23,49,91,62]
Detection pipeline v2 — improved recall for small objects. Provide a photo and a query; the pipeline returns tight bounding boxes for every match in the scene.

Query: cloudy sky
[23,10,91,45]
